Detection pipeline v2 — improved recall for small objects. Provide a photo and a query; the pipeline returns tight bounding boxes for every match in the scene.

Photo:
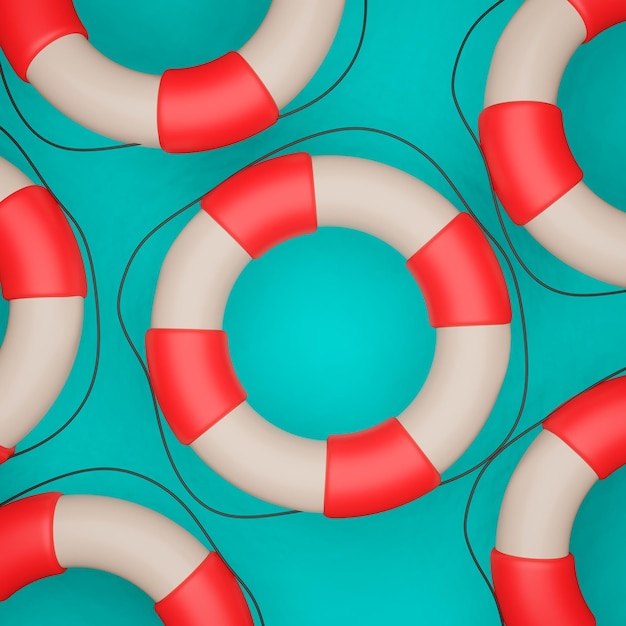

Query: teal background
[0,0,625,623]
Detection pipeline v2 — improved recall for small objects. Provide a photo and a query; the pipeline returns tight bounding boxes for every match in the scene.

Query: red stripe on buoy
[406,213,511,328]
[155,552,253,626]
[201,152,317,258]
[0,0,87,82]
[543,376,626,479]
[0,492,65,601]
[145,329,246,445]
[491,550,594,626]
[324,418,440,518]
[479,102,583,226]
[0,446,15,464]
[0,186,87,300]
[567,0,626,42]
[157,52,279,153]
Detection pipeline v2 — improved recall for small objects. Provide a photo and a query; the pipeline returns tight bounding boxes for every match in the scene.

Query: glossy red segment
[491,550,594,626]
[0,446,15,464]
[479,102,583,225]
[0,492,65,601]
[201,152,317,258]
[155,552,253,626]
[406,213,511,328]
[145,329,246,445]
[567,0,626,42]
[0,0,87,81]
[157,52,279,153]
[0,186,87,300]
[543,376,626,479]
[324,418,441,518]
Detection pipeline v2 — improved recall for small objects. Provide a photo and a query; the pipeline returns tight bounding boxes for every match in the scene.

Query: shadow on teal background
[0,0,625,624]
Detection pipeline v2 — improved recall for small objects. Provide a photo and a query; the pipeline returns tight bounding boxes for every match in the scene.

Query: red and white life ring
[0,0,345,153]
[145,153,512,517]
[492,376,626,626]
[0,493,253,625]
[480,0,626,288]
[0,157,86,463]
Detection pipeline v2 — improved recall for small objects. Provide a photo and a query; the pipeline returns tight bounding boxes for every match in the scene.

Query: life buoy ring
[492,376,626,626]
[0,0,345,153]
[0,493,253,625]
[0,157,86,463]
[479,0,626,288]
[145,153,512,517]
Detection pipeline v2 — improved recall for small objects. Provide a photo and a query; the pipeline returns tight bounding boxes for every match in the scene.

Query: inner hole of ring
[223,226,435,440]
[559,22,626,212]
[74,0,272,72]
[572,466,626,620]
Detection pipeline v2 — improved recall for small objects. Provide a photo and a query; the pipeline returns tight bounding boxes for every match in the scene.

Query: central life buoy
[480,0,626,287]
[0,493,253,625]
[145,153,512,517]
[0,157,86,463]
[492,376,626,626]
[0,0,345,153]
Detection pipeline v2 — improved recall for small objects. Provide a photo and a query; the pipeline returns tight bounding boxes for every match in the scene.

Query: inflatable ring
[145,153,512,517]
[0,157,86,463]
[492,376,626,626]
[0,493,253,624]
[480,0,626,288]
[0,0,345,153]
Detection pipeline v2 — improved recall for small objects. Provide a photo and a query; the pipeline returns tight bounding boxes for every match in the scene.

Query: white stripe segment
[526,182,626,288]
[484,0,585,107]
[54,495,209,602]
[496,430,598,559]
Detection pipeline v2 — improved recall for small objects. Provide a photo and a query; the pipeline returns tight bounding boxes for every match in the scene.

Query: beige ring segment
[484,0,626,287]
[0,158,83,449]
[25,0,345,146]
[151,156,511,513]
[496,430,598,559]
[53,495,209,601]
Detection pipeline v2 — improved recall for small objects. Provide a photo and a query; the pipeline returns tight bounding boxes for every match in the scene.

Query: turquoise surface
[0,0,625,623]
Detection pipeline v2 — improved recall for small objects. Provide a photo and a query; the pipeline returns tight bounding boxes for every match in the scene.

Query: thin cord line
[0,63,137,152]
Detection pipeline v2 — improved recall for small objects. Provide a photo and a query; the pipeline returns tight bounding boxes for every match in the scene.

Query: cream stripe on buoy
[146,153,512,518]
[492,376,626,626]
[0,157,86,463]
[479,0,626,288]
[0,0,345,153]
[0,493,253,625]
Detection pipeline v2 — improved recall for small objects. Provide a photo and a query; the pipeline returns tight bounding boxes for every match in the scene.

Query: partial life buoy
[0,493,253,625]
[145,153,512,517]
[0,157,86,463]
[480,0,626,288]
[0,0,345,153]
[492,376,626,626]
